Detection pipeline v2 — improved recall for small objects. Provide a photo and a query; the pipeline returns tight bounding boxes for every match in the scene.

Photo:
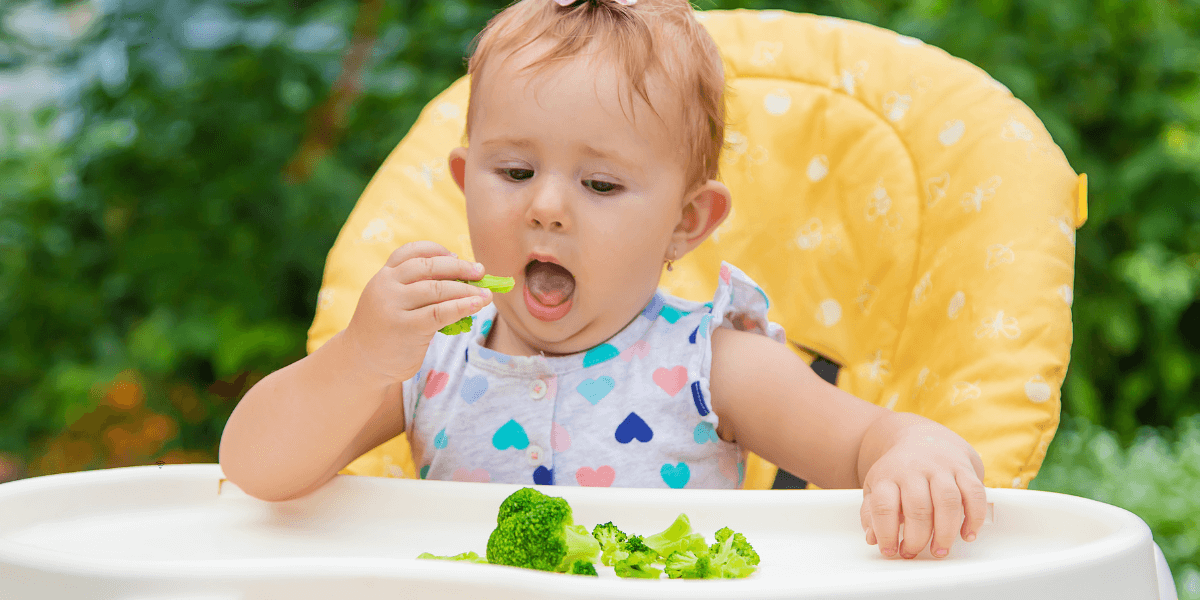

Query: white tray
[0,464,1169,600]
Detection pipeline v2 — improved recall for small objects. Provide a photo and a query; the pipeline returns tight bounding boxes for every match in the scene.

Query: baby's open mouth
[524,260,576,307]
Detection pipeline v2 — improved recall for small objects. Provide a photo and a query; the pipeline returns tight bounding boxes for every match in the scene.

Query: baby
[220,0,987,562]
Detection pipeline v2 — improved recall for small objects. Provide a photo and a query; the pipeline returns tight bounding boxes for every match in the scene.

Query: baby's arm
[708,327,986,559]
[218,329,406,502]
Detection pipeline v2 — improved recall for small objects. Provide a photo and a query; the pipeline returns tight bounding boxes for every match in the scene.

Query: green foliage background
[1,0,1197,595]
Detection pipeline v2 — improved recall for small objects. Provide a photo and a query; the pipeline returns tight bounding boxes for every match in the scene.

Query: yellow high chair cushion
[313,9,1085,490]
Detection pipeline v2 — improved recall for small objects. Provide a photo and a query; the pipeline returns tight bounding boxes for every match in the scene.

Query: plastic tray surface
[0,464,1162,600]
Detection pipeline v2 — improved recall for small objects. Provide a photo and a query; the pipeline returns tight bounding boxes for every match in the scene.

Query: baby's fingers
[958,470,989,542]
[929,473,964,558]
[867,482,902,557]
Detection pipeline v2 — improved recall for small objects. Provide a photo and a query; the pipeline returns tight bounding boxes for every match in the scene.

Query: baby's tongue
[526,261,576,306]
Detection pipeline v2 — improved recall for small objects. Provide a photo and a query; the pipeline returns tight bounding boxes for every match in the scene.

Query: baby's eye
[586,180,620,194]
[498,168,534,181]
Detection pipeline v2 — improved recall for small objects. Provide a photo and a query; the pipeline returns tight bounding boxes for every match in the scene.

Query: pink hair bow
[553,0,637,5]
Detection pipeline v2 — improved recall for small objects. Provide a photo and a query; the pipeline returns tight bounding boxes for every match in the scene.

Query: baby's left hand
[860,432,987,559]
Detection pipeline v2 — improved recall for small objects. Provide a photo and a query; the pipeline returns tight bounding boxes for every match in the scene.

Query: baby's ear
[448,147,469,193]
[679,180,732,245]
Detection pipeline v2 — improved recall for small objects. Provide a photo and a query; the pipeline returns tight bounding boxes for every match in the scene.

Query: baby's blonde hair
[462,0,730,195]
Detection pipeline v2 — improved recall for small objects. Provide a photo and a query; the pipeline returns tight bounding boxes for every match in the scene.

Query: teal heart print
[492,419,530,450]
[577,376,615,405]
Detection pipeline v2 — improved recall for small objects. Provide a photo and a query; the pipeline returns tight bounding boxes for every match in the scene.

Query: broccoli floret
[592,522,629,567]
[706,530,757,578]
[416,550,489,564]
[643,514,708,559]
[612,535,662,579]
[567,559,598,576]
[713,527,760,566]
[485,487,601,573]
[663,550,716,579]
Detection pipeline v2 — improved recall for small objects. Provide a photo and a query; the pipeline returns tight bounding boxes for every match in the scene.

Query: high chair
[311,9,1086,494]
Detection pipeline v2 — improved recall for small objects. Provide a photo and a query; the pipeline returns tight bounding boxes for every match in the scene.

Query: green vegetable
[713,526,760,566]
[612,535,663,579]
[703,529,758,578]
[438,274,516,335]
[416,550,489,564]
[642,513,709,559]
[591,521,629,567]
[567,559,599,576]
[663,550,715,579]
[485,487,601,573]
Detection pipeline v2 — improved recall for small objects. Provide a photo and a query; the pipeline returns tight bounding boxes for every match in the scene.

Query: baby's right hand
[342,240,493,384]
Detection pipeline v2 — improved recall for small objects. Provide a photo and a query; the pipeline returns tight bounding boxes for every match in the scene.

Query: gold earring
[666,248,676,272]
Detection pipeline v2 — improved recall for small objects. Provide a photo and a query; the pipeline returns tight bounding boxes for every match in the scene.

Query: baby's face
[449,43,696,357]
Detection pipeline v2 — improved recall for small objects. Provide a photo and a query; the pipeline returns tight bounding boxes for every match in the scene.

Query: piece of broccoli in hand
[416,550,489,564]
[567,559,599,576]
[591,521,629,567]
[485,487,601,573]
[439,316,474,335]
[613,535,663,579]
[663,550,716,579]
[438,274,515,335]
[643,514,709,559]
[712,527,760,566]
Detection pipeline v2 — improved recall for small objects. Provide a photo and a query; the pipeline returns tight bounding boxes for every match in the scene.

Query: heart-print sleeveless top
[401,261,787,489]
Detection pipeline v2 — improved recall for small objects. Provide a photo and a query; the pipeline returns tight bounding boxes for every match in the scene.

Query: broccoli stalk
[485,487,601,574]
[416,551,489,564]
[439,274,515,335]
[642,514,709,559]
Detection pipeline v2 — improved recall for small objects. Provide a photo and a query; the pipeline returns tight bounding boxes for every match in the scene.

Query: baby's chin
[494,295,629,357]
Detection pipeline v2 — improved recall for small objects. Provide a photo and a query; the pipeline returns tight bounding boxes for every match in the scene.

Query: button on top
[526,445,545,466]
[529,378,547,400]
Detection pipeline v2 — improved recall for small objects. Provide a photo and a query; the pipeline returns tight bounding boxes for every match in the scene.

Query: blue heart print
[615,412,653,443]
[434,428,448,449]
[691,381,709,417]
[693,422,718,444]
[659,305,687,324]
[420,465,430,479]
[477,346,510,363]
[583,344,619,367]
[493,419,530,450]
[661,462,690,489]
[482,318,493,337]
[460,375,488,404]
[533,466,554,485]
[577,376,615,405]
[700,314,711,337]
[641,293,664,321]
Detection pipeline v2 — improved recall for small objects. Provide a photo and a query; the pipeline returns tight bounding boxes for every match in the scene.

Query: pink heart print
[423,370,449,398]
[720,263,731,284]
[620,340,650,362]
[452,467,490,483]
[551,422,572,452]
[576,466,615,487]
[653,365,688,397]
